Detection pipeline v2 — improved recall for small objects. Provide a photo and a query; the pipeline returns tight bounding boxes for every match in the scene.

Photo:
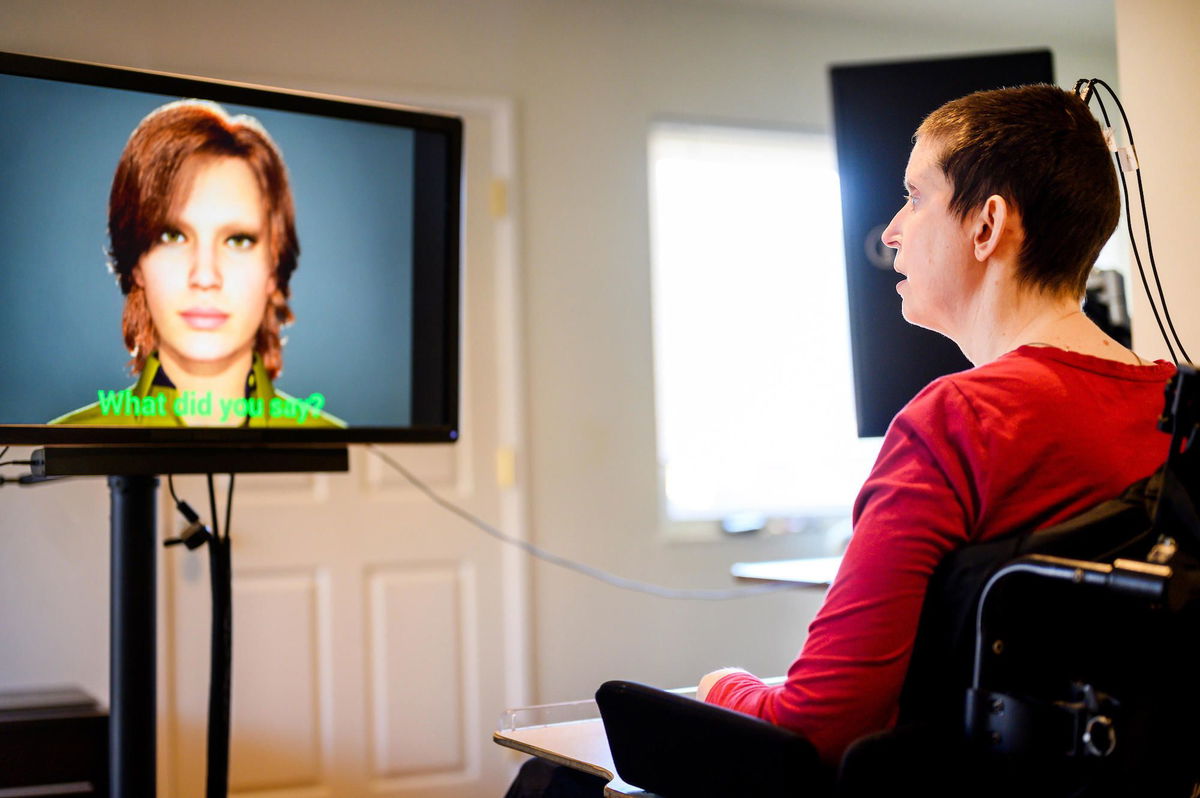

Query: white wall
[0,478,110,702]
[1115,0,1200,362]
[0,0,1120,714]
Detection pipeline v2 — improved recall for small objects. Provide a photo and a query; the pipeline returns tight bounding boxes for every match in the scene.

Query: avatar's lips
[180,309,229,330]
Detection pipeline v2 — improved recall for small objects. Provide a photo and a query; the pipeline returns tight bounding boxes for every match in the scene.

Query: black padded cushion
[595,679,832,798]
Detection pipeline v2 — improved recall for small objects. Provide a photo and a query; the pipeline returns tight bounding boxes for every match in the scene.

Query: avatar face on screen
[52,99,342,429]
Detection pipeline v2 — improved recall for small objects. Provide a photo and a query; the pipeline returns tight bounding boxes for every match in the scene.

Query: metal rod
[108,474,159,798]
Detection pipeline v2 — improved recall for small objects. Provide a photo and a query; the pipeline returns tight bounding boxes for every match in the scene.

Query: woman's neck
[950,281,1141,367]
[156,348,254,426]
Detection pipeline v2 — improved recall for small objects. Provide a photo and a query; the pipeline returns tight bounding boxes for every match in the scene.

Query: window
[649,123,883,528]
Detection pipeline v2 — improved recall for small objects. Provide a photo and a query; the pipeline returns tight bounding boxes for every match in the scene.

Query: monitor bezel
[0,50,462,445]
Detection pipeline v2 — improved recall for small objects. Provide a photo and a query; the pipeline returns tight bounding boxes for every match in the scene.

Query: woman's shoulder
[49,400,117,426]
[49,385,176,426]
[913,345,1172,410]
[892,344,1173,454]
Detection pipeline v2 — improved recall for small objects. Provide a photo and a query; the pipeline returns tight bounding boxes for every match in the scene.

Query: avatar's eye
[226,234,257,250]
[159,229,187,244]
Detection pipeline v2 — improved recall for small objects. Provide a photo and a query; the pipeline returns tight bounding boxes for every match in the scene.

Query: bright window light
[649,123,883,523]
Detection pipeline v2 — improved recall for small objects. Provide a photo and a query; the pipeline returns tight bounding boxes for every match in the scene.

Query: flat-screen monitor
[0,51,461,445]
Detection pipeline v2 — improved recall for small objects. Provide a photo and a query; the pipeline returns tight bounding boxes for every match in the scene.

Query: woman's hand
[696,667,749,701]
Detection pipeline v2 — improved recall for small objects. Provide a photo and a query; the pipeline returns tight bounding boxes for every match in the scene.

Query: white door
[158,95,529,798]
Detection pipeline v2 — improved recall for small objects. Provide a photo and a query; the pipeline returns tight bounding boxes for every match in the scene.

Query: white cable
[367,445,801,601]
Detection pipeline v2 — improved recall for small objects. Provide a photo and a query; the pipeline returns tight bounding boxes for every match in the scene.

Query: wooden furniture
[0,686,108,797]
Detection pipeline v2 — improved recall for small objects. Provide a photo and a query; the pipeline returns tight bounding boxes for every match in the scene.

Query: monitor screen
[0,51,461,445]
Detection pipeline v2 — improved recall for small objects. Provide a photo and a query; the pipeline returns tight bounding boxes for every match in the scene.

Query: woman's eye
[226,234,257,250]
[903,193,918,207]
[159,229,186,244]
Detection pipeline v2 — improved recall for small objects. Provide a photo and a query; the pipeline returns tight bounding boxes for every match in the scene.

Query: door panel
[366,563,471,778]
[228,570,326,792]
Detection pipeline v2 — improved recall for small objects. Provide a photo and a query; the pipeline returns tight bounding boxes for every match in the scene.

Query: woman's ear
[132,265,145,288]
[971,194,1017,262]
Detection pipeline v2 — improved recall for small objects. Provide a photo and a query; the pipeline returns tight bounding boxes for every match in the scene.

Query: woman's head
[108,99,298,379]
[913,84,1120,299]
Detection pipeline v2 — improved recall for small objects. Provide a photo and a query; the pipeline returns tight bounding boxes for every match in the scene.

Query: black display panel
[0,51,461,444]
[830,50,1054,437]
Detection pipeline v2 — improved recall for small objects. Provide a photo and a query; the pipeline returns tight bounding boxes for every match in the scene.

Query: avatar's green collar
[136,352,273,402]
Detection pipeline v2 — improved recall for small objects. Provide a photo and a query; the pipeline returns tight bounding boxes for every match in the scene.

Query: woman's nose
[881,207,903,250]
[189,244,221,288]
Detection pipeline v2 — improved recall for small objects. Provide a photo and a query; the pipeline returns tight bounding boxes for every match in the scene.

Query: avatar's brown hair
[917,84,1119,298]
[108,99,299,378]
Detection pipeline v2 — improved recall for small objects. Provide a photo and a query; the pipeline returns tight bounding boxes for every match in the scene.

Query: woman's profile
[505,84,1179,797]
[52,99,343,428]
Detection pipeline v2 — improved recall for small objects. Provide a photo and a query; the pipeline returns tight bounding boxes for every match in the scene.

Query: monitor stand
[33,445,350,798]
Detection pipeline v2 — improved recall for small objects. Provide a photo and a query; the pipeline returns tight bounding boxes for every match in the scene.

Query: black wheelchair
[590,366,1200,798]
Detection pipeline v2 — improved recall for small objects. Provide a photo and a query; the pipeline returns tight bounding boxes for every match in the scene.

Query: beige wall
[1116,0,1200,362]
[1,0,1122,713]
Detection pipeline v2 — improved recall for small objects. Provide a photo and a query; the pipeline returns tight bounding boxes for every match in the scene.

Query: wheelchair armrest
[595,680,831,798]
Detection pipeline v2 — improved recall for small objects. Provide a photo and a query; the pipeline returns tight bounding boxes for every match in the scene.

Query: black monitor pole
[108,474,159,797]
[32,445,349,798]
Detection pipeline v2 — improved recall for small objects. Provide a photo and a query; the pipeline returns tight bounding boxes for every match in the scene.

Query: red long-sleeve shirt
[705,345,1175,764]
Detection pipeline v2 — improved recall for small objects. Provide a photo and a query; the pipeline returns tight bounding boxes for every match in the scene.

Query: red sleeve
[704,380,984,765]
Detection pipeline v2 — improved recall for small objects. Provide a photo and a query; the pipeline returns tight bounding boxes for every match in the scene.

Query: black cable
[0,460,32,467]
[1131,164,1188,363]
[1104,123,1177,362]
[162,474,233,794]
[1088,86,1175,364]
[162,474,234,794]
[1085,79,1190,365]
[1092,78,1193,364]
[367,445,800,601]
[204,473,232,798]
[0,446,9,462]
[224,474,235,542]
[206,474,221,542]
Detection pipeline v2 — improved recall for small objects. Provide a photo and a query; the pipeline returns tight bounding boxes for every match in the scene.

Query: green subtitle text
[96,389,327,424]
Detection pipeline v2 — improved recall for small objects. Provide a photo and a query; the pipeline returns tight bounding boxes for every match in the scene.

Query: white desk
[493,719,658,797]
[730,555,842,586]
